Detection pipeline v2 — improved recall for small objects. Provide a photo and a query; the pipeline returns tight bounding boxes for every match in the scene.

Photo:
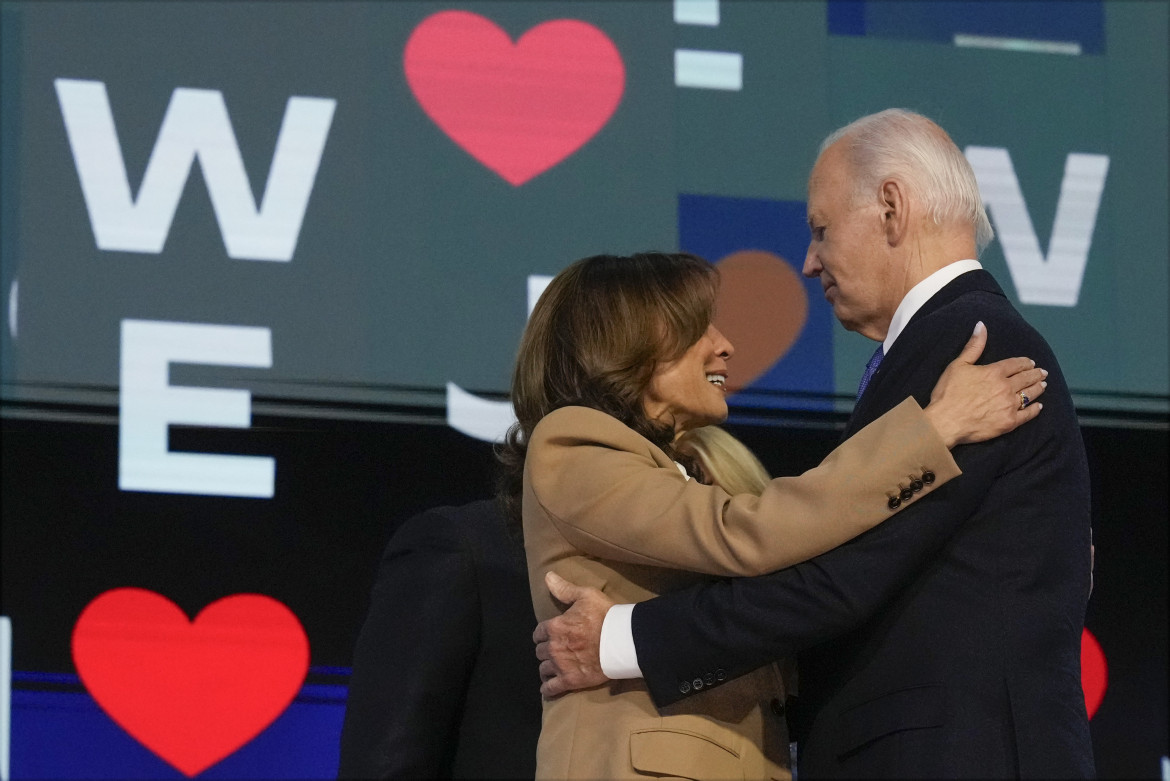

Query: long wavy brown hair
[496,252,718,538]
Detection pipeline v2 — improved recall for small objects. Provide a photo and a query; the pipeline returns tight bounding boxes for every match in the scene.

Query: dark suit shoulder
[895,277,1077,444]
[341,499,539,779]
[382,500,530,617]
[905,271,1057,363]
[385,500,506,556]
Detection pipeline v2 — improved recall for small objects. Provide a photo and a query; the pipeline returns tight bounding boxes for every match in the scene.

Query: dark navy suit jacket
[338,501,541,779]
[631,270,1094,777]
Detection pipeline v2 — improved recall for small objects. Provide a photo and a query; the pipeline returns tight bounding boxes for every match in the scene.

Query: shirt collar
[883,259,982,354]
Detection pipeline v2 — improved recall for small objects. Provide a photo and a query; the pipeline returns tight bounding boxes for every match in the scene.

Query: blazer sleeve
[528,397,959,577]
[337,510,480,779]
[630,432,1006,707]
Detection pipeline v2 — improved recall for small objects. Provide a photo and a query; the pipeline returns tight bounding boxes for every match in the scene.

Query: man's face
[802,142,897,341]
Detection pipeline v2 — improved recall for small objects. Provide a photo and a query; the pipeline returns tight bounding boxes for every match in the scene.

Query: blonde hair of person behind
[496,252,719,537]
[675,425,771,497]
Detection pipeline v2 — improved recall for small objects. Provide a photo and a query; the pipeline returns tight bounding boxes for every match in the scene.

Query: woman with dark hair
[498,252,1046,780]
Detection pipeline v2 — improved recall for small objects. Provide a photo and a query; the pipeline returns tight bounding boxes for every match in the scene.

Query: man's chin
[834,309,863,334]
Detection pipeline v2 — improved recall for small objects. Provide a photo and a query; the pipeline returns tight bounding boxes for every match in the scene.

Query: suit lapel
[844,270,1007,438]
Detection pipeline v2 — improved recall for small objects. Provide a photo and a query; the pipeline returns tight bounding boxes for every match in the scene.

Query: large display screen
[1,1,1166,778]
[2,1,1166,435]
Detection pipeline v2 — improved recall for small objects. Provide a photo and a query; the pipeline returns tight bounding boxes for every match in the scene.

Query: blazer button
[900,486,914,502]
[704,672,716,686]
[922,470,936,485]
[888,495,901,510]
[693,678,704,691]
[716,668,726,681]
[771,697,786,717]
[679,680,692,694]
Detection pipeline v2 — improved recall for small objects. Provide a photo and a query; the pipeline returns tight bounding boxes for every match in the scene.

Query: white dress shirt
[598,260,983,679]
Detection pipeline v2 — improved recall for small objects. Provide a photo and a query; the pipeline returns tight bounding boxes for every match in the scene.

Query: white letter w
[55,78,335,262]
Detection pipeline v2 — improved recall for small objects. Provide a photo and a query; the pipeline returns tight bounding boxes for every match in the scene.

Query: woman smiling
[498,251,1046,780]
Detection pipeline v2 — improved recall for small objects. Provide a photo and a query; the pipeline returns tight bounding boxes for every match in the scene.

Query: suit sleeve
[631,426,1006,707]
[529,398,959,577]
[337,511,480,779]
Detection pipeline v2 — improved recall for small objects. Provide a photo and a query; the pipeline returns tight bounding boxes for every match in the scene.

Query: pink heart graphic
[72,588,309,777]
[404,10,625,185]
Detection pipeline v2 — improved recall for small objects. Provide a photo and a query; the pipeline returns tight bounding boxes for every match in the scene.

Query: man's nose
[802,247,821,278]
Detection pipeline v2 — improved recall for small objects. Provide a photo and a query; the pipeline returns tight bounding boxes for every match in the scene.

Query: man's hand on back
[533,572,613,697]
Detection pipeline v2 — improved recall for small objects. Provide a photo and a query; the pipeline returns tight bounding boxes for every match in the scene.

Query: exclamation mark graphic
[673,0,743,91]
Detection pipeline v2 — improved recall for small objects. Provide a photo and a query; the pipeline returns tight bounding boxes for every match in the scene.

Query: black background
[1,404,1165,777]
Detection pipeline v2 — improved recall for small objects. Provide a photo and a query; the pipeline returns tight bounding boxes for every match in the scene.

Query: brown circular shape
[712,250,809,391]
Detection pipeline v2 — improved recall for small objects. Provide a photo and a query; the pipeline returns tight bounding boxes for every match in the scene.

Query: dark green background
[0,1,1165,415]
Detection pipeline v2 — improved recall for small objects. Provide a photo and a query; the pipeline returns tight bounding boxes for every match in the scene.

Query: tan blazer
[522,398,960,780]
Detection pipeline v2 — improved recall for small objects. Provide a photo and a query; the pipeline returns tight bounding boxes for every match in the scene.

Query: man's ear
[880,179,909,246]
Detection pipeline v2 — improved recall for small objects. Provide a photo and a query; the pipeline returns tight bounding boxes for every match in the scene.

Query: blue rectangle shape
[678,194,834,412]
[10,685,345,778]
[828,0,1105,55]
[828,0,867,36]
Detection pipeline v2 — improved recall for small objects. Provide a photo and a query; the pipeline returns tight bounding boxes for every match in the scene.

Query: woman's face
[643,325,735,434]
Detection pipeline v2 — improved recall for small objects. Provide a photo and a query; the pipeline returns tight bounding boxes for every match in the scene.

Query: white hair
[820,109,995,254]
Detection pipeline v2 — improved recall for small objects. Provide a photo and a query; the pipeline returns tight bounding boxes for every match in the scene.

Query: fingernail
[1041,369,1049,377]
[1031,359,1036,367]
[1036,403,1043,410]
[973,321,986,335]
[1041,381,1047,388]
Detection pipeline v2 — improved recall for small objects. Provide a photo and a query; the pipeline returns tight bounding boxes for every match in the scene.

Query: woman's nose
[710,326,734,359]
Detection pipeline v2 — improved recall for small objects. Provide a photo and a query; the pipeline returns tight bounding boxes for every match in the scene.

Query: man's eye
[813,227,826,241]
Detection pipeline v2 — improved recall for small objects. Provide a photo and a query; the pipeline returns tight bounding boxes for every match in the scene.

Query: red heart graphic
[1081,627,1107,719]
[72,588,309,777]
[404,10,625,185]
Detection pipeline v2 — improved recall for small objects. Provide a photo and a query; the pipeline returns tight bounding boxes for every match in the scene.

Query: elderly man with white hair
[535,109,1095,778]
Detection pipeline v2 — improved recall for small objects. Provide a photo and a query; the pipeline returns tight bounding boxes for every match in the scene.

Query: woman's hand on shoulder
[923,321,1048,448]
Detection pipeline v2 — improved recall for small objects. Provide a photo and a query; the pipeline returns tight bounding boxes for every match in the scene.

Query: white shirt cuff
[599,602,643,679]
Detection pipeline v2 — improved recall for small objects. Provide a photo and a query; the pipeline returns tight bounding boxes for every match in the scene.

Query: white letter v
[966,145,1108,307]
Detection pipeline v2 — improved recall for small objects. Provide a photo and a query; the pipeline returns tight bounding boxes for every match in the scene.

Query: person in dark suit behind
[338,500,542,779]
[533,109,1094,777]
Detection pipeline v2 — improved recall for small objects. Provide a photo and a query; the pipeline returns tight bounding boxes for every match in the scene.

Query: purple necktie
[856,345,884,401]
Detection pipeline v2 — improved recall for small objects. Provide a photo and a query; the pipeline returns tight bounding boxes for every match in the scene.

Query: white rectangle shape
[527,274,553,318]
[674,49,743,91]
[953,33,1081,56]
[674,0,720,26]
